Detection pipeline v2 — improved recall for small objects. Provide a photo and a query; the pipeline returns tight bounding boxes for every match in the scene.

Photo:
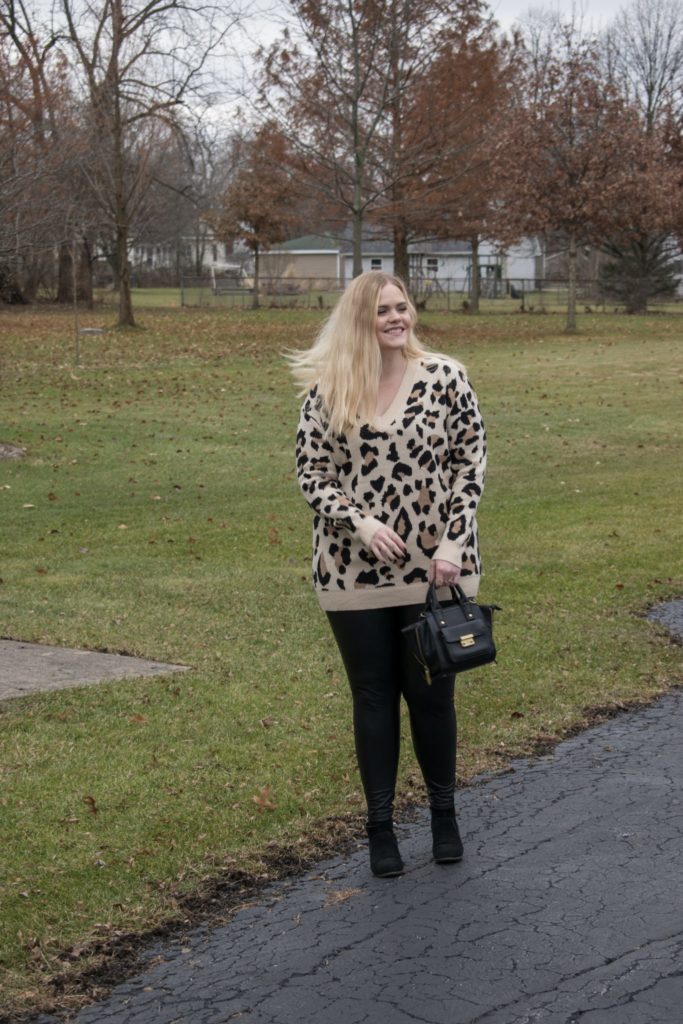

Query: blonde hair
[288,272,430,436]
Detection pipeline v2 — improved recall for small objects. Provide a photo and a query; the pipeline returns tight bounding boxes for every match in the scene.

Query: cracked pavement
[33,604,683,1024]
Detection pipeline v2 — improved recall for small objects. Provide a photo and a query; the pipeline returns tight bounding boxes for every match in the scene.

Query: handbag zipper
[414,628,432,685]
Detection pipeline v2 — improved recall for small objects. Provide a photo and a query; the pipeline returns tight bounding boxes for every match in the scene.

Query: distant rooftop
[276,233,474,255]
[278,235,340,251]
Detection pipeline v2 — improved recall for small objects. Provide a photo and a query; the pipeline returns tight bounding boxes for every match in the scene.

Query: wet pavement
[29,602,683,1024]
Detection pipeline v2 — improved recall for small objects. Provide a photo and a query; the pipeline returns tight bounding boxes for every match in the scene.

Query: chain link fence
[177,275,682,313]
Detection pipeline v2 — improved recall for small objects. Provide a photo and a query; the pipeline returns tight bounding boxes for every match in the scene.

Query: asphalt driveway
[31,661,682,1022]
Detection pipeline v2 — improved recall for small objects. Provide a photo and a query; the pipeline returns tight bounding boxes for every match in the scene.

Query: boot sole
[433,847,464,863]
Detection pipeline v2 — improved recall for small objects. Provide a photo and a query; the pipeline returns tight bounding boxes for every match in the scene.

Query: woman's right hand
[369,525,407,565]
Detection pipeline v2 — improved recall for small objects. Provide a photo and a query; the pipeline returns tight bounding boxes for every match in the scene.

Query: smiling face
[375,282,412,352]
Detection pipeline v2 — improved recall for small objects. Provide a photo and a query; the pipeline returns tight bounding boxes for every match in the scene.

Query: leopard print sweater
[296,355,487,610]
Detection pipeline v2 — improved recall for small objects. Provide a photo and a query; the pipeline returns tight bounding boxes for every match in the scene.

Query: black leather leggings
[326,604,456,825]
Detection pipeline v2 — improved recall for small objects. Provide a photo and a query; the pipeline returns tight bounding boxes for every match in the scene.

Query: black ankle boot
[431,809,464,863]
[367,823,404,877]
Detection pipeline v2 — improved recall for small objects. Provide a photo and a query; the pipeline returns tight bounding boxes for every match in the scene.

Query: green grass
[0,305,681,1015]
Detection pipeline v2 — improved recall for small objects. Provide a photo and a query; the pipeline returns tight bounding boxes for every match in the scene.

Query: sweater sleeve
[296,392,384,549]
[434,370,487,565]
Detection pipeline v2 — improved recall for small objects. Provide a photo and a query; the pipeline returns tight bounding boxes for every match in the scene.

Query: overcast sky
[220,0,634,116]
[236,0,630,64]
[490,0,626,30]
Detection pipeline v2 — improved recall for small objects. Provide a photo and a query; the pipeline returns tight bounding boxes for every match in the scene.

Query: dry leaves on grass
[252,786,276,811]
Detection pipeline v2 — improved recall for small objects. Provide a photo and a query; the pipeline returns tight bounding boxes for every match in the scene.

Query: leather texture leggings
[327,604,456,825]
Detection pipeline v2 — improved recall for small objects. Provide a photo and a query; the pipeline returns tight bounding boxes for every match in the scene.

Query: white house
[259,233,545,290]
[128,229,247,276]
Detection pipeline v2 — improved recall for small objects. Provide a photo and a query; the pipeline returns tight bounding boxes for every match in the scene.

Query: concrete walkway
[30,604,683,1024]
[0,639,187,700]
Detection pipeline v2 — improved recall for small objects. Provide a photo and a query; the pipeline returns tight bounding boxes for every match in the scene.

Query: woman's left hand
[428,558,461,589]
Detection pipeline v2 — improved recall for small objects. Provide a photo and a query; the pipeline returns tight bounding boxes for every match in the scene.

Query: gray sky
[490,0,626,30]
[239,0,629,56]
[221,0,632,118]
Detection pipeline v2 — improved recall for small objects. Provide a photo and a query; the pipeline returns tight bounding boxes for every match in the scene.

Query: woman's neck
[379,349,408,381]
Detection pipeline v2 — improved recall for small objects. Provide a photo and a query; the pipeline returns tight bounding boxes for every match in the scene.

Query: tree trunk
[565,230,577,333]
[22,257,40,302]
[393,220,409,288]
[116,223,135,327]
[112,1,135,328]
[194,227,205,277]
[0,264,28,304]
[252,244,260,309]
[469,235,480,314]
[57,241,73,303]
[352,204,363,277]
[105,245,120,290]
[79,236,94,309]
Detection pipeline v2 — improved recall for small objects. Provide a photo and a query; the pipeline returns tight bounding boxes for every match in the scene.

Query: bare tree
[0,0,78,302]
[606,0,683,128]
[57,0,241,327]
[169,123,243,279]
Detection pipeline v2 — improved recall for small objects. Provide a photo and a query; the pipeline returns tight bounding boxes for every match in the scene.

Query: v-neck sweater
[295,355,487,611]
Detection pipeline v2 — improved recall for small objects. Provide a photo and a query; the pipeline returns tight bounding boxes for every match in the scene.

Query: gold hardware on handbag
[460,634,475,647]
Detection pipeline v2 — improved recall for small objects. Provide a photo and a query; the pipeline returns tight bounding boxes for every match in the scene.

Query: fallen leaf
[83,795,99,816]
[252,786,276,811]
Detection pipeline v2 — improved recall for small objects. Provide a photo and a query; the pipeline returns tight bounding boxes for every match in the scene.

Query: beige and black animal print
[296,357,486,611]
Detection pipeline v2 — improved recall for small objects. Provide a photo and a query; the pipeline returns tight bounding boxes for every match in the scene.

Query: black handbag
[402,584,501,684]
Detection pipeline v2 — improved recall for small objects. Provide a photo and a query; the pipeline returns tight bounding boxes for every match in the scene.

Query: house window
[426,257,439,274]
[212,244,218,263]
[371,258,382,270]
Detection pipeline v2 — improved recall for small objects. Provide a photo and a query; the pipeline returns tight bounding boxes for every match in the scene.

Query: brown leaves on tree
[496,30,683,329]
[210,126,302,309]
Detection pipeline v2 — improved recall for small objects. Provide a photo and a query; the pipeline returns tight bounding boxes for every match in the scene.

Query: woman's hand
[428,558,461,589]
[369,525,407,565]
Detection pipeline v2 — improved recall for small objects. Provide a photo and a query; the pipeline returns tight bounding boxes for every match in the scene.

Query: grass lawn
[0,304,681,1016]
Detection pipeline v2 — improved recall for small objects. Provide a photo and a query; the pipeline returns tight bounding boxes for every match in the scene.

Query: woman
[292,272,486,877]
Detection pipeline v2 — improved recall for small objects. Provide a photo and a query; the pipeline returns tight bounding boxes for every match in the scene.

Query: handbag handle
[425,582,473,617]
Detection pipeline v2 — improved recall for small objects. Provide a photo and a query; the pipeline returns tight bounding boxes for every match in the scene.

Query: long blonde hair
[288,272,429,435]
